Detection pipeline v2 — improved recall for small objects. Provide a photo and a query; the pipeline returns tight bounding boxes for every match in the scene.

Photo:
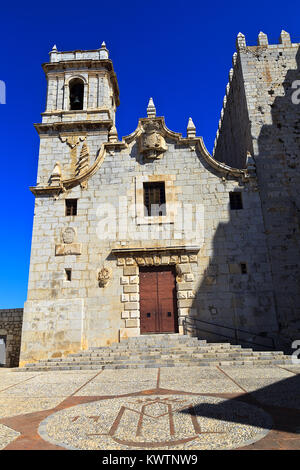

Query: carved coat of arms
[98,266,112,287]
[139,120,167,160]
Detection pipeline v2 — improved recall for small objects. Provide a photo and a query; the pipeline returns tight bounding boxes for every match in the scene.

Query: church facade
[19,32,300,366]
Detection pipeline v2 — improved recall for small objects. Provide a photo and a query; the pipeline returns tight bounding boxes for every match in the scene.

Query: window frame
[65,199,78,216]
[135,175,177,225]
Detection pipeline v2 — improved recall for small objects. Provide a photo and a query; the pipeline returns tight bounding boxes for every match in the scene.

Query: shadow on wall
[187,180,279,350]
[255,46,300,340]
[186,47,300,352]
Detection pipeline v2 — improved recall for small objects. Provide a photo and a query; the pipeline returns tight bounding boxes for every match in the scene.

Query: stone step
[46,350,284,364]
[19,357,293,372]
[17,334,291,372]
[25,352,289,368]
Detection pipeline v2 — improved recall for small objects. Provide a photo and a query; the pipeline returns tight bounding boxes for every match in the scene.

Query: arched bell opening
[69,78,84,110]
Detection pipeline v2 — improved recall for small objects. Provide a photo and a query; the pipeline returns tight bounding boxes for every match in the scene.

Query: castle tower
[213,32,300,335]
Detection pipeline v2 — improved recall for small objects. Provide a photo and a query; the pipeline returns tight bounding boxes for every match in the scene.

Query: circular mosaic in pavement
[38,394,273,450]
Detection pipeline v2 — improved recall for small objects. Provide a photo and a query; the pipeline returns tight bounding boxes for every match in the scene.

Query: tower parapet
[40,42,119,130]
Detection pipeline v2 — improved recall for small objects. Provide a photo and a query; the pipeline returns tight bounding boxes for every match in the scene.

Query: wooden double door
[140,266,178,334]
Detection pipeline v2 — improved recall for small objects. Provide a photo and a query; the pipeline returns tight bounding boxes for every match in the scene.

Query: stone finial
[236,32,246,49]
[279,30,291,46]
[50,161,62,186]
[187,117,196,138]
[147,97,156,118]
[109,125,118,143]
[232,52,237,66]
[49,44,58,62]
[257,31,268,46]
[100,41,109,59]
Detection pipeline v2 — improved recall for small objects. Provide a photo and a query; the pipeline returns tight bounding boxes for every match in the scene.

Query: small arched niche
[69,78,84,110]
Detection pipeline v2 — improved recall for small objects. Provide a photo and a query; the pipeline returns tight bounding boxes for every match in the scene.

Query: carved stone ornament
[98,266,112,287]
[61,227,76,244]
[139,120,167,160]
[55,243,81,256]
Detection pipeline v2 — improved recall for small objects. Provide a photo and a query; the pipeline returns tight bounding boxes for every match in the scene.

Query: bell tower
[43,41,119,125]
[19,43,120,366]
[33,41,120,186]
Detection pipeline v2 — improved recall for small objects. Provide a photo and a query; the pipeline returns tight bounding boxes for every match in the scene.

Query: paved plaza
[0,364,300,451]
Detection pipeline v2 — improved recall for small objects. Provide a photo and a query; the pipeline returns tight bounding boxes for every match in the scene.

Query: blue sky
[0,0,299,308]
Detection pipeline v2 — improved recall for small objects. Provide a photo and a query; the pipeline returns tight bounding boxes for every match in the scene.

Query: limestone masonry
[19,32,300,366]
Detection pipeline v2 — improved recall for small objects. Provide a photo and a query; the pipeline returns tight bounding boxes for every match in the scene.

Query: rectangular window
[143,182,166,216]
[240,263,247,274]
[65,199,77,216]
[229,192,243,210]
[65,268,72,281]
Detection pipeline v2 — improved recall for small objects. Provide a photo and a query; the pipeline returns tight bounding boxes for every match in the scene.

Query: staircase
[18,334,293,371]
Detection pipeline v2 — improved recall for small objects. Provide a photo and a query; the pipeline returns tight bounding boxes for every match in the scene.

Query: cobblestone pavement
[0,364,300,450]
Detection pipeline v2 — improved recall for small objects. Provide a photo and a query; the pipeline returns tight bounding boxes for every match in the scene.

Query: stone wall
[20,112,278,365]
[0,309,23,367]
[214,31,300,332]
[213,48,252,169]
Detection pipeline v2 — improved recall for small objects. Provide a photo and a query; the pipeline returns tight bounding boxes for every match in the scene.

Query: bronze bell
[73,95,80,104]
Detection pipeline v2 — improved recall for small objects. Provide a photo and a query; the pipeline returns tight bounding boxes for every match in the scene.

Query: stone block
[177,291,187,299]
[229,264,240,274]
[177,282,193,291]
[177,263,191,274]
[187,291,196,299]
[119,328,139,340]
[124,302,139,311]
[129,276,139,284]
[178,299,194,308]
[178,308,189,316]
[129,293,139,302]
[125,319,140,328]
[130,310,139,318]
[184,273,194,282]
[123,285,139,294]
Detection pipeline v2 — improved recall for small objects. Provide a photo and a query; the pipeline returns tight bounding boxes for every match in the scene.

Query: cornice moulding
[34,120,113,134]
[30,116,250,197]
